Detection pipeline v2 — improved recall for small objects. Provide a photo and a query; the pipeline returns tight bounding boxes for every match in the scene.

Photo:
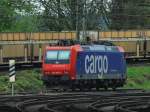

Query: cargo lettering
[85,55,108,74]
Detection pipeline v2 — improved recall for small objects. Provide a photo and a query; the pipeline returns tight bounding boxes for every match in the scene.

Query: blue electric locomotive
[42,44,127,90]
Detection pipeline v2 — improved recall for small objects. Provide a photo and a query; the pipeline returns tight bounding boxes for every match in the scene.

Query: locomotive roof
[46,46,71,50]
[81,45,119,52]
[45,45,121,52]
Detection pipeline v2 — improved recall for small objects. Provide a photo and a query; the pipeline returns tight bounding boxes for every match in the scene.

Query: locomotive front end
[42,46,71,86]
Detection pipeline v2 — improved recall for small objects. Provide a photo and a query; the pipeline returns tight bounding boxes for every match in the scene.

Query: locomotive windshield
[58,51,70,60]
[45,50,70,64]
[46,51,58,60]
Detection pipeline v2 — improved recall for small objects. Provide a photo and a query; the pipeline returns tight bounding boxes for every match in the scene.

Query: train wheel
[87,85,92,91]
[112,80,117,91]
[79,85,85,91]
[71,87,75,91]
[78,81,84,91]
[112,86,116,91]
[79,87,83,91]
[43,81,50,88]
[104,81,108,91]
[96,87,100,91]
[70,84,75,91]
[62,87,67,91]
[79,84,85,91]
[104,86,108,91]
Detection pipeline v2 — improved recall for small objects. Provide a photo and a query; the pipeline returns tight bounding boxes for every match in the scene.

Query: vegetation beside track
[0,66,150,93]
[0,69,43,93]
[125,66,150,90]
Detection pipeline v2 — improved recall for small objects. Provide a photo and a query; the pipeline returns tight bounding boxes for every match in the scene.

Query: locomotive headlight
[64,71,68,74]
[71,77,75,80]
[45,72,50,75]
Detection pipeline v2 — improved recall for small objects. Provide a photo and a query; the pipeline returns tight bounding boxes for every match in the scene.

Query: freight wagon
[42,45,126,90]
[1,30,150,65]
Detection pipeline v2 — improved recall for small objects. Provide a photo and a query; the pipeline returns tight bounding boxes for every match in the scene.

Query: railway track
[0,62,41,72]
[0,90,149,112]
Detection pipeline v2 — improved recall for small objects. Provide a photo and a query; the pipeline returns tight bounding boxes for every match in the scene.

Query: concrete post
[136,41,140,57]
[39,44,42,61]
[24,45,28,62]
[0,45,3,63]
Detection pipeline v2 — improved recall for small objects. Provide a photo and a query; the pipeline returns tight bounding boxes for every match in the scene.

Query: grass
[0,66,150,93]
[0,69,43,93]
[124,66,150,90]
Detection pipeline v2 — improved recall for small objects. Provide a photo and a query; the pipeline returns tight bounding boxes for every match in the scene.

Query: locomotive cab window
[106,46,118,52]
[45,50,70,64]
[58,51,70,60]
[46,51,58,60]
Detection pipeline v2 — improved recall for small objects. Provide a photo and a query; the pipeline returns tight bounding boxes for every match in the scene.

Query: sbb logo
[85,55,108,74]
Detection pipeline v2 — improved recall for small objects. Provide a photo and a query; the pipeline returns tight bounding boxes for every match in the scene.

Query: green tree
[0,0,36,32]
[38,0,108,31]
[110,0,150,30]
[10,15,39,32]
[38,0,80,31]
[0,0,15,31]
